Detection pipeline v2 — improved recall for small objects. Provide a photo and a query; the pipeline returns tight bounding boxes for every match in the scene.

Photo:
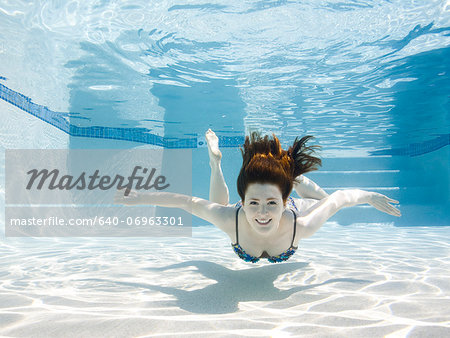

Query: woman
[115,129,401,263]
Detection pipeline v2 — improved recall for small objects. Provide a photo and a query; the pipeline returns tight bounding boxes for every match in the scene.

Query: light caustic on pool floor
[0,224,449,337]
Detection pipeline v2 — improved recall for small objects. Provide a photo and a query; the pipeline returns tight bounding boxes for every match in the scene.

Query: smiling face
[242,182,286,235]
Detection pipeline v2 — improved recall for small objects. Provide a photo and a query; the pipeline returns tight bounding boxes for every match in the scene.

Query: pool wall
[1,84,449,228]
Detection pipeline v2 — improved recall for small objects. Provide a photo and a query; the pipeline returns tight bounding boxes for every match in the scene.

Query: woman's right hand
[113,189,142,206]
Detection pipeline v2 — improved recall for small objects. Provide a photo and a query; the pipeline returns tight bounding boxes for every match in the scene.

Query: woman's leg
[294,175,329,200]
[206,129,229,205]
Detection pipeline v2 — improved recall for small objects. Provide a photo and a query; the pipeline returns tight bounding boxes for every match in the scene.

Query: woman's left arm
[297,189,401,238]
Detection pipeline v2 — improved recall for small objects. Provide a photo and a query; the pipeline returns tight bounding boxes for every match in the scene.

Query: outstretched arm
[114,190,236,236]
[297,189,401,238]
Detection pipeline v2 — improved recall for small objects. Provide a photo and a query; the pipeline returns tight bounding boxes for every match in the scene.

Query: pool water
[1,0,449,336]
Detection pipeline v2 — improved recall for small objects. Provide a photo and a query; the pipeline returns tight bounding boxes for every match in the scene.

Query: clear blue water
[1,0,449,150]
[1,1,450,336]
[1,0,449,225]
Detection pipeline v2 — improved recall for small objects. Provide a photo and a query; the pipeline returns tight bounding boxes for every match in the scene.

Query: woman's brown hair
[237,132,321,203]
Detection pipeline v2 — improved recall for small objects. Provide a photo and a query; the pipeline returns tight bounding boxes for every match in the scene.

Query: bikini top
[231,205,298,263]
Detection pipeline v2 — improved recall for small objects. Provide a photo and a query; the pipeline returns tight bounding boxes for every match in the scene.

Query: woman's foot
[206,129,222,164]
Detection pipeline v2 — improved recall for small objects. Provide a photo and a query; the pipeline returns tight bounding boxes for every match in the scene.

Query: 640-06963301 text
[9,216,185,227]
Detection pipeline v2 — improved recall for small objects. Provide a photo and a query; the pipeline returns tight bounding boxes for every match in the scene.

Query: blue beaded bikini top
[231,198,298,263]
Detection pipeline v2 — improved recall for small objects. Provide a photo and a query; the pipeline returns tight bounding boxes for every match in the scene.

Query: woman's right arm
[114,190,236,235]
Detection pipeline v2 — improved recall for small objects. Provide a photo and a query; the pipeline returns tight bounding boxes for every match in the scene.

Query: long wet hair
[237,132,321,203]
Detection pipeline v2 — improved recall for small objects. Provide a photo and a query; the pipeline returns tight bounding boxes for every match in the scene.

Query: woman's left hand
[367,192,401,217]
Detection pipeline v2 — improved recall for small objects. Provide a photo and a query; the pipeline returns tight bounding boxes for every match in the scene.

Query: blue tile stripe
[0,82,243,148]
[2,81,448,155]
[370,134,450,157]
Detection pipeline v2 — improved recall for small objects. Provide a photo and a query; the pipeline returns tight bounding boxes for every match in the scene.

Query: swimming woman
[114,129,401,263]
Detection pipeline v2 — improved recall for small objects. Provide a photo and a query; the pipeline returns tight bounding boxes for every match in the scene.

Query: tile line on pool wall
[1,81,449,155]
[0,82,243,148]
[370,135,450,157]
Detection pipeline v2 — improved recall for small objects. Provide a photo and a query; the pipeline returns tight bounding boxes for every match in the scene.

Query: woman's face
[243,182,285,235]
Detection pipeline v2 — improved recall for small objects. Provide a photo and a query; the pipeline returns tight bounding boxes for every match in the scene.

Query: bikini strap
[290,209,297,248]
[235,206,241,244]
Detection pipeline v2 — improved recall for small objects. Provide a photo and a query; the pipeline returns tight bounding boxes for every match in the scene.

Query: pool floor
[1,223,449,337]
